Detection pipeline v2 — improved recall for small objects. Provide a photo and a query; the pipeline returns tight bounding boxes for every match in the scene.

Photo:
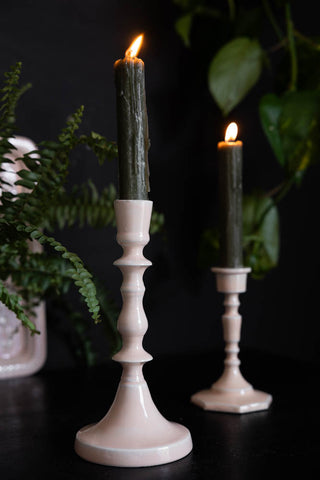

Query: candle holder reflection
[191,267,272,413]
[74,199,192,467]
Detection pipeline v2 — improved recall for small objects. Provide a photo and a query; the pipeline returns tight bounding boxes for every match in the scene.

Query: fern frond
[0,62,21,131]
[0,62,31,139]
[0,63,31,194]
[43,181,117,231]
[15,223,100,323]
[58,106,84,146]
[0,251,73,299]
[0,280,38,334]
[0,107,86,227]
[78,131,118,165]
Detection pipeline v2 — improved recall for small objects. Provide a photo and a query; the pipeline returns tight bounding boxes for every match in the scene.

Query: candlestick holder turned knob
[75,199,192,467]
[191,267,272,414]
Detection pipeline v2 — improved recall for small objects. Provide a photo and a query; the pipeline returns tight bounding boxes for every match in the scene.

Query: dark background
[1,0,319,369]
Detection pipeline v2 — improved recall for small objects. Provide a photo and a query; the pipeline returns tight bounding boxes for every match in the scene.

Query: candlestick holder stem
[75,199,192,467]
[191,267,272,414]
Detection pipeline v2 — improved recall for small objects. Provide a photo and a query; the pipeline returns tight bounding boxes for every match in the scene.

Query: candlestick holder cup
[191,267,272,414]
[75,199,192,467]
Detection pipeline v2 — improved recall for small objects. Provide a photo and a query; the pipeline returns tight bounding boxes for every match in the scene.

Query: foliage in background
[173,0,320,277]
[0,63,164,364]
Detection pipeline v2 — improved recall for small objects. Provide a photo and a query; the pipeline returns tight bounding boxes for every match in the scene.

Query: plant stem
[267,39,287,54]
[294,29,320,51]
[262,0,284,43]
[265,181,285,199]
[256,176,295,231]
[285,2,298,91]
[227,0,236,21]
[194,6,222,19]
[271,175,295,206]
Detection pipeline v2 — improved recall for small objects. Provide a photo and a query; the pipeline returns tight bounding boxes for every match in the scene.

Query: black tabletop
[0,350,319,479]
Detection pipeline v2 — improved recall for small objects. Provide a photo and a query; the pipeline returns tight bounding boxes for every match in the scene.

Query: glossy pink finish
[0,136,47,379]
[75,200,192,467]
[191,267,272,413]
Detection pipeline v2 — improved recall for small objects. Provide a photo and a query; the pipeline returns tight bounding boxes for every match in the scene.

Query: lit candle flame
[225,122,238,142]
[125,34,144,58]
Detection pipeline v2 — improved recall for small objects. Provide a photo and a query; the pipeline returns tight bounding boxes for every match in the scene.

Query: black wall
[1,0,319,368]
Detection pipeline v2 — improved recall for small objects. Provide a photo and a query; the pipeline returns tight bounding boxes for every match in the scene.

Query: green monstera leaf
[208,37,263,115]
[242,193,280,278]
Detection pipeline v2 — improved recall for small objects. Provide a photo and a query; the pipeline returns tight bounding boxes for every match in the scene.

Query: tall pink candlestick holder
[75,199,192,467]
[191,267,272,414]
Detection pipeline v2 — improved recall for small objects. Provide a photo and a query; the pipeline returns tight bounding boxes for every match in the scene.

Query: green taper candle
[114,34,150,200]
[218,122,243,267]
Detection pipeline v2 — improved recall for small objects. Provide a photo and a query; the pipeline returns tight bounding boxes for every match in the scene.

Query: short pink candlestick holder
[191,267,272,414]
[75,199,192,467]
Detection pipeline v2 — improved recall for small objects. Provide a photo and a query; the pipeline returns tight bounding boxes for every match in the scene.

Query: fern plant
[0,62,164,363]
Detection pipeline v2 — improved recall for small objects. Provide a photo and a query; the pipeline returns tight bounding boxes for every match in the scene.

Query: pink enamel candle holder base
[74,200,192,467]
[191,267,272,414]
